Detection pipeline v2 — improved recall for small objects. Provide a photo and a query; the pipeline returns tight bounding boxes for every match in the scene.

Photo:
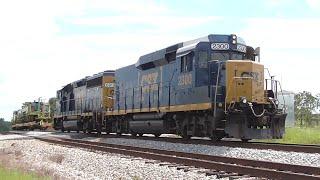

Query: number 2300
[211,43,229,50]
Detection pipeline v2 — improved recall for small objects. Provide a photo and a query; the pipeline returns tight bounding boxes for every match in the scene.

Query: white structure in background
[278,90,295,127]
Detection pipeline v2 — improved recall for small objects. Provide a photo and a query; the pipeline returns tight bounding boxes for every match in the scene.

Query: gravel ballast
[83,137,320,168]
[9,131,320,169]
[0,134,219,180]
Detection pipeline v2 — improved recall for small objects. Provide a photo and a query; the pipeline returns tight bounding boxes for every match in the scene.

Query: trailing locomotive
[12,99,52,130]
[53,71,115,133]
[54,34,287,141]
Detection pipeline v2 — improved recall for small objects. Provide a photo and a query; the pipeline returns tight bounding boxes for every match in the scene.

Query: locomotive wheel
[211,131,224,142]
[154,133,161,138]
[139,133,143,137]
[182,126,191,140]
[182,134,191,140]
[77,123,82,133]
[67,130,70,133]
[83,121,88,133]
[211,134,222,142]
[131,133,137,137]
[241,138,251,143]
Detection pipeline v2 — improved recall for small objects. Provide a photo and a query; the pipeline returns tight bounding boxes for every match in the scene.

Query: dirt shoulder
[0,138,60,179]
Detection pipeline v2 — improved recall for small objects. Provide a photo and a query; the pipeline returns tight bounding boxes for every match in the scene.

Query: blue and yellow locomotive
[107,34,286,141]
[55,34,287,141]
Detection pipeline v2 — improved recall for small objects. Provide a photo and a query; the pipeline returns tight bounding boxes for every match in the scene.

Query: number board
[211,43,229,50]
[105,83,114,88]
[237,44,247,53]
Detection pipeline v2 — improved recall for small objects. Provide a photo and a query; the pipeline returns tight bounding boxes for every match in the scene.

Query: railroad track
[93,133,320,154]
[10,130,320,153]
[26,135,319,180]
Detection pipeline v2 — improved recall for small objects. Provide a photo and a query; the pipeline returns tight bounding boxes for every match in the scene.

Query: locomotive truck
[54,34,287,141]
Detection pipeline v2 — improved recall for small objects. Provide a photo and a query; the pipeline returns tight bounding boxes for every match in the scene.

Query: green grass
[261,127,320,145]
[0,167,48,180]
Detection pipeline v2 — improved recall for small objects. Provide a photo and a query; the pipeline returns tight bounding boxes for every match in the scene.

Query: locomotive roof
[135,43,182,69]
[87,70,115,80]
[59,70,115,91]
[135,34,245,70]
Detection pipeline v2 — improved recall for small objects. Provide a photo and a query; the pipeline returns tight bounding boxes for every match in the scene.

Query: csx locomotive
[54,34,287,141]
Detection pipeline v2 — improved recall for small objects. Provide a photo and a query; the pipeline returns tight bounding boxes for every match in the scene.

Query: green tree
[0,118,11,132]
[294,91,319,127]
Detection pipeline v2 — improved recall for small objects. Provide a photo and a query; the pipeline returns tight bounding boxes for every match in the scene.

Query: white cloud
[264,0,292,7]
[240,18,320,49]
[71,16,220,32]
[86,0,169,15]
[239,17,320,94]
[0,0,215,121]
[258,49,319,94]
[306,0,320,9]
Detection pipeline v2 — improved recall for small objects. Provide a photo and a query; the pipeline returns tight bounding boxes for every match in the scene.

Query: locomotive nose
[226,60,265,104]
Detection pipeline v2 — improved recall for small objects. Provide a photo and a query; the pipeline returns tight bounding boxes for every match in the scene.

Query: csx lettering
[141,72,158,86]
[140,72,159,94]
[178,73,192,86]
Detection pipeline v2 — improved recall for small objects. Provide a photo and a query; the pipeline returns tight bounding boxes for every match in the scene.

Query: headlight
[232,40,236,44]
[242,98,247,104]
[232,35,236,39]
[240,97,247,104]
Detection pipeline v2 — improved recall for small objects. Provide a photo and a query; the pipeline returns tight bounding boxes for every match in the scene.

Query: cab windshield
[211,52,244,61]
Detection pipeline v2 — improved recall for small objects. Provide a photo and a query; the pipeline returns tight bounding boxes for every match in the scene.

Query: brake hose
[248,102,266,117]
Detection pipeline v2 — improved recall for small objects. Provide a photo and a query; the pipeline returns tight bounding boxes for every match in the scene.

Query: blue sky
[0,0,320,121]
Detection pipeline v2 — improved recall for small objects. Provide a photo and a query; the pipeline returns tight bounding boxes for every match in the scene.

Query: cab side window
[198,51,208,68]
[181,52,193,73]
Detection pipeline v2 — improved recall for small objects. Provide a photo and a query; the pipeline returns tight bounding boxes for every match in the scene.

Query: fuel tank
[129,120,165,134]
[62,120,78,130]
[130,113,166,133]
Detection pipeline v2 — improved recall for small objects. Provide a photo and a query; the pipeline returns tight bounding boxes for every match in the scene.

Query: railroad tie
[159,163,172,166]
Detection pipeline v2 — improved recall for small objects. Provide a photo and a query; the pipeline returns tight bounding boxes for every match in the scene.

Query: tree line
[0,118,11,132]
[294,91,320,127]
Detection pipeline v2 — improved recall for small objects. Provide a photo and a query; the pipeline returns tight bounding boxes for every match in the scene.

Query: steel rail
[33,136,320,180]
[98,133,320,154]
[9,131,320,153]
